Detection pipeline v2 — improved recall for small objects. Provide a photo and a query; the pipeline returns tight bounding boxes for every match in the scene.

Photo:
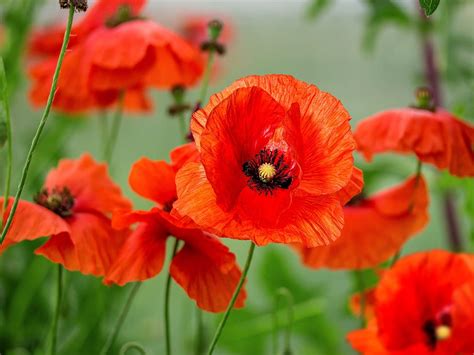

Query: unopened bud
[208,19,223,42]
[414,86,435,111]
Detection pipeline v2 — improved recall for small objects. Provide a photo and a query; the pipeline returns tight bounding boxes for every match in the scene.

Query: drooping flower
[348,251,474,354]
[105,143,246,313]
[173,74,361,247]
[354,108,474,177]
[297,174,429,269]
[0,154,131,277]
[28,0,204,114]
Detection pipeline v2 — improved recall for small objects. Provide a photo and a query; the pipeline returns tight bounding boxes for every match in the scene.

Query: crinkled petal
[170,239,246,313]
[45,154,131,215]
[298,175,429,269]
[105,221,168,286]
[0,198,70,255]
[129,158,176,205]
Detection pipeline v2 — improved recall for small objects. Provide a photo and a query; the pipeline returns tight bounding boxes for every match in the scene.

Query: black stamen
[34,187,75,218]
[242,148,293,195]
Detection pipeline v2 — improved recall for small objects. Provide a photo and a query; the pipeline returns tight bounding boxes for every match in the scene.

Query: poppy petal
[200,86,286,210]
[170,238,246,313]
[298,175,428,269]
[34,232,79,270]
[129,158,176,205]
[105,222,168,285]
[335,167,364,205]
[0,198,69,254]
[170,142,200,170]
[44,154,131,215]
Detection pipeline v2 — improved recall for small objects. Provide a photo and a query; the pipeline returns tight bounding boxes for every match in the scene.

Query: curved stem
[119,342,147,355]
[206,242,256,355]
[198,51,216,105]
[0,5,75,243]
[50,265,63,355]
[103,92,125,164]
[0,58,12,229]
[272,288,294,355]
[164,239,180,355]
[100,283,142,355]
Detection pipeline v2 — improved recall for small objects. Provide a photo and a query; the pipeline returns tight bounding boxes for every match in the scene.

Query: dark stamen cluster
[422,311,452,349]
[242,149,292,195]
[59,0,88,12]
[34,187,75,218]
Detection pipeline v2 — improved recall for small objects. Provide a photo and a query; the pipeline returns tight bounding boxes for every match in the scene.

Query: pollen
[435,325,452,341]
[258,163,276,182]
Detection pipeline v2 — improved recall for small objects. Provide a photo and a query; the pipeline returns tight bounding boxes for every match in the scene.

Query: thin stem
[195,308,206,355]
[206,242,256,355]
[164,239,181,355]
[100,283,142,355]
[272,288,294,355]
[417,2,463,252]
[178,112,187,141]
[0,5,75,243]
[0,58,12,229]
[119,342,147,355]
[198,51,216,105]
[353,271,366,328]
[98,111,109,156]
[103,92,125,164]
[50,265,63,355]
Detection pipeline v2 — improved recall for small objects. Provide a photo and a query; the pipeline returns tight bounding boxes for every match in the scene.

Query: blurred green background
[1,0,473,354]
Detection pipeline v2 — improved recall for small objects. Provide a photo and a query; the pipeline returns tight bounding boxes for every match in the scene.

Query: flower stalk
[0,5,76,243]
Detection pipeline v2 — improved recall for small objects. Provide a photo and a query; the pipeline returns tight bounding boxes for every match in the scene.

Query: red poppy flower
[28,0,204,114]
[180,15,233,49]
[354,108,474,177]
[297,174,429,269]
[0,154,131,276]
[348,251,474,354]
[105,144,246,313]
[173,74,361,247]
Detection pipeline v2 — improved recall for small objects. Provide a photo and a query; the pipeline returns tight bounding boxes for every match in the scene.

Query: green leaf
[306,0,332,20]
[419,0,441,16]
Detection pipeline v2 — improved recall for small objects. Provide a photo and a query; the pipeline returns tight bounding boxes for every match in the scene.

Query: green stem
[195,308,206,355]
[164,239,181,355]
[103,92,125,164]
[0,58,13,229]
[198,51,216,105]
[389,250,401,267]
[353,271,366,328]
[100,283,142,355]
[119,342,147,355]
[98,110,109,156]
[273,288,294,355]
[50,265,63,355]
[178,112,187,141]
[0,5,75,243]
[206,242,256,355]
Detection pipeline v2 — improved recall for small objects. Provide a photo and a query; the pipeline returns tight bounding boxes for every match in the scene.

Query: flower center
[242,149,292,195]
[258,163,276,182]
[422,308,453,349]
[34,187,75,218]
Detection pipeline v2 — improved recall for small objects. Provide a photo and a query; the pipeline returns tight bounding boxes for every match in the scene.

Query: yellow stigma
[258,163,276,182]
[435,325,452,341]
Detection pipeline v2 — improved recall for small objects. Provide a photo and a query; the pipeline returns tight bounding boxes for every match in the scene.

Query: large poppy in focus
[354,108,474,177]
[105,143,246,313]
[173,74,361,247]
[297,174,429,269]
[0,154,131,277]
[28,0,204,114]
[348,251,474,354]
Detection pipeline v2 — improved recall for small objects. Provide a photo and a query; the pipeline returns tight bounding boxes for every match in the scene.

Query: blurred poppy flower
[0,154,131,277]
[180,15,233,48]
[297,174,429,269]
[173,74,361,247]
[348,251,474,354]
[105,144,246,313]
[28,0,204,114]
[355,108,474,177]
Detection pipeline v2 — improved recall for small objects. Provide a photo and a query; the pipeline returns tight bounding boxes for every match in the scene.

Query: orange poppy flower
[105,144,246,313]
[348,250,474,354]
[173,74,361,247]
[354,108,474,177]
[297,174,429,269]
[28,0,204,114]
[0,154,131,277]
